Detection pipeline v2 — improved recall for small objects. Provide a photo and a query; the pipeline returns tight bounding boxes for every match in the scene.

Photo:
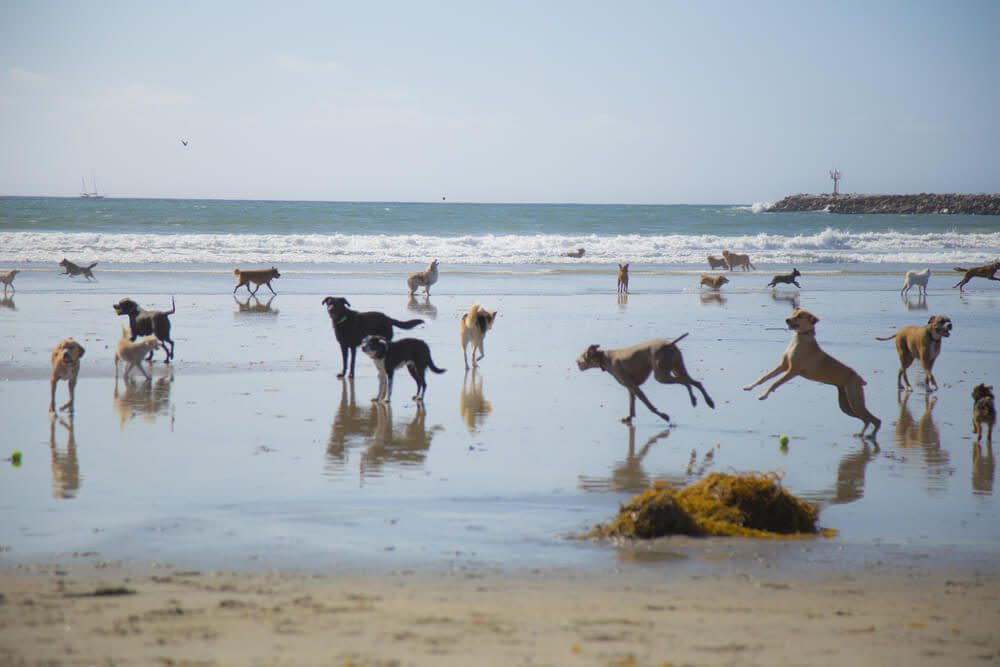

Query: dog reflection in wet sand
[894,393,949,479]
[113,371,174,429]
[407,294,438,320]
[49,416,79,499]
[578,426,673,494]
[233,294,278,315]
[459,369,492,434]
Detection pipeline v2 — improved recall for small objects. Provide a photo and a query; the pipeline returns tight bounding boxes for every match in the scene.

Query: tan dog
[617,263,629,294]
[459,302,497,370]
[0,269,18,294]
[50,338,85,414]
[699,274,729,290]
[722,249,756,271]
[406,260,439,296]
[115,326,160,381]
[707,255,729,270]
[576,335,715,424]
[875,315,952,392]
[953,261,1000,291]
[744,309,880,438]
[233,266,281,296]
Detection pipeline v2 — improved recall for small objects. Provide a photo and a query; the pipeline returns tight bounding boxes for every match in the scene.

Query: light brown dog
[576,335,715,424]
[699,274,729,290]
[233,266,281,296]
[406,260,439,296]
[722,249,756,271]
[50,338,85,414]
[617,263,629,294]
[707,255,729,270]
[115,326,161,381]
[953,261,1000,291]
[459,302,497,370]
[875,315,952,392]
[744,309,880,438]
[0,269,18,294]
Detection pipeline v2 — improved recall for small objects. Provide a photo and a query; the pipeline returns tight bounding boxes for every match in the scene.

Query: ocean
[2,196,999,267]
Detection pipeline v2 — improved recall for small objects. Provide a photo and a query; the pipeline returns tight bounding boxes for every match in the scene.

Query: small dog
[768,268,802,288]
[459,302,497,369]
[0,269,18,294]
[565,248,586,259]
[722,249,756,271]
[114,326,160,381]
[59,259,98,280]
[972,384,996,444]
[50,338,85,414]
[361,335,446,403]
[576,335,715,424]
[322,296,424,378]
[699,275,729,290]
[707,255,729,270]
[406,260,439,297]
[233,267,281,296]
[744,309,880,438]
[901,268,931,296]
[953,261,1000,291]
[875,315,952,392]
[113,297,176,363]
[617,263,629,294]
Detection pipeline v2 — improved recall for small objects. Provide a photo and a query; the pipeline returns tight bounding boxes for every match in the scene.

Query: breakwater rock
[769,193,1000,215]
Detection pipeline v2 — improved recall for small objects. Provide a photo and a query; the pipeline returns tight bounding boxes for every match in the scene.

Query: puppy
[233,267,281,296]
[617,263,629,294]
[972,384,996,444]
[59,259,98,280]
[113,297,176,363]
[722,249,756,271]
[0,269,18,294]
[361,335,446,403]
[744,309,880,438]
[953,261,1000,291]
[699,275,729,290]
[565,248,586,259]
[576,335,714,424]
[875,315,952,392]
[459,302,497,369]
[406,260,439,297]
[768,268,802,288]
[50,338,85,414]
[114,326,160,381]
[322,296,424,378]
[901,268,931,296]
[707,255,729,270]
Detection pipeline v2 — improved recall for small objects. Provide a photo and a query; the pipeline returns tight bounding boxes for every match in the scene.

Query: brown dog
[875,315,952,392]
[722,249,756,271]
[617,263,629,294]
[0,269,18,294]
[972,384,996,444]
[744,309,880,438]
[576,335,715,424]
[707,255,729,270]
[233,267,281,296]
[699,274,729,290]
[50,338,85,414]
[953,261,1000,291]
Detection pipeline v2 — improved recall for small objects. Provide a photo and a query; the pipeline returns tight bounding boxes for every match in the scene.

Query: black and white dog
[113,297,176,363]
[360,335,445,403]
[767,268,802,289]
[322,297,424,378]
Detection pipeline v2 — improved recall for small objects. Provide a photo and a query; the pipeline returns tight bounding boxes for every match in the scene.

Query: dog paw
[757,393,769,401]
[742,385,753,392]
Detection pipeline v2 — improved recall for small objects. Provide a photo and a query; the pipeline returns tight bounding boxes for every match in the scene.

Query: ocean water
[2,196,999,267]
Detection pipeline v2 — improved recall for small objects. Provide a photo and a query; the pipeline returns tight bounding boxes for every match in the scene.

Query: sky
[1,1,998,204]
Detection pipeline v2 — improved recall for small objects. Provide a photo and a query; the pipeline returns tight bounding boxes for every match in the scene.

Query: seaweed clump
[591,472,825,540]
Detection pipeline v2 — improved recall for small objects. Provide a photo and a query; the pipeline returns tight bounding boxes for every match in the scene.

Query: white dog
[115,326,160,381]
[901,268,931,296]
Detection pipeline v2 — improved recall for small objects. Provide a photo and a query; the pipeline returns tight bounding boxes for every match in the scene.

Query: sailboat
[79,171,104,199]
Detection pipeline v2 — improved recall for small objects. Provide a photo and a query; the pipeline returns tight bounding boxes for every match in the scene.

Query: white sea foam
[1,229,998,265]
[750,202,772,213]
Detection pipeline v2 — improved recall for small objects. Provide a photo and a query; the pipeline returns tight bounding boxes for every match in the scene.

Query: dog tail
[391,317,424,330]
[428,357,446,374]
[86,262,98,270]
[953,267,968,272]
[165,296,176,315]
[464,303,480,324]
[233,268,241,276]
[874,334,896,341]
[669,332,690,346]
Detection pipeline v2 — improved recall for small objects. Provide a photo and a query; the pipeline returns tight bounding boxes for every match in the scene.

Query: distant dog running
[953,261,1000,292]
[768,268,802,288]
[113,297,176,363]
[706,255,729,270]
[0,269,18,294]
[459,302,497,370]
[50,338,85,414]
[699,275,729,290]
[233,267,281,296]
[875,315,952,392]
[617,263,630,294]
[361,335,446,403]
[565,248,586,259]
[322,296,424,379]
[972,383,996,444]
[59,259,98,280]
[722,249,756,271]
[406,260,439,297]
[114,326,160,381]
[901,268,931,296]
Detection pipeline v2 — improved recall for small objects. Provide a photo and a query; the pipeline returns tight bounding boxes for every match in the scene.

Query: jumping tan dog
[953,261,1000,291]
[707,255,729,270]
[407,260,439,297]
[115,326,161,381]
[576,335,715,424]
[233,267,281,296]
[744,309,881,438]
[699,274,729,290]
[459,302,497,370]
[617,263,629,294]
[0,269,18,294]
[875,315,952,392]
[722,249,756,271]
[50,338,85,414]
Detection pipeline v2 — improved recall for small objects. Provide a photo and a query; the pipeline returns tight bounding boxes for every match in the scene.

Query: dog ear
[809,313,819,324]
[343,298,351,307]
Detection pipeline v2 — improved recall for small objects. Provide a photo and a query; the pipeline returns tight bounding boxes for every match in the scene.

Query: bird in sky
[180,139,188,146]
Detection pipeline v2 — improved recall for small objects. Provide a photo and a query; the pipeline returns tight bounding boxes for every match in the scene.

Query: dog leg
[49,379,58,413]
[757,370,797,400]
[136,360,152,381]
[463,342,470,370]
[266,281,277,295]
[337,345,349,378]
[59,378,77,413]
[631,385,670,423]
[476,339,485,364]
[744,359,789,392]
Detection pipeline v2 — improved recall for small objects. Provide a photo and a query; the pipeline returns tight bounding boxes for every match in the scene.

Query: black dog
[113,297,176,363]
[322,297,424,378]
[768,268,802,288]
[360,335,446,402]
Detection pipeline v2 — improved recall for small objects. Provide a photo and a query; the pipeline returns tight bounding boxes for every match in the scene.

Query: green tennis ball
[779,435,790,447]
[10,450,22,466]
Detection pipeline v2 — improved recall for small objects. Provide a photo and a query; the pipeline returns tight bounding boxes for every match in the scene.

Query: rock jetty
[768,193,1000,215]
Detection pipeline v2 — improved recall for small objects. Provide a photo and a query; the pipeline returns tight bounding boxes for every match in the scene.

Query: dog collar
[336,315,348,324]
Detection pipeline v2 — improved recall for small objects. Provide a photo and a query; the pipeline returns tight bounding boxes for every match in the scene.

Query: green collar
[336,315,348,324]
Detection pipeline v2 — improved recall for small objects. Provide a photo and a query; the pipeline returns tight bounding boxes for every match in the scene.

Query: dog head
[972,383,994,402]
[618,263,629,275]
[927,315,952,339]
[138,336,161,353]
[270,266,281,279]
[3,269,19,280]
[322,296,350,317]
[722,249,732,258]
[113,298,140,316]
[56,338,86,364]
[360,335,389,360]
[59,259,71,268]
[786,309,819,333]
[791,268,801,278]
[479,309,497,331]
[576,344,606,371]
[428,259,439,272]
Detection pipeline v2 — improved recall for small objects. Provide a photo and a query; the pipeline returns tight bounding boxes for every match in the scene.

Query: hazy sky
[1,1,998,203]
